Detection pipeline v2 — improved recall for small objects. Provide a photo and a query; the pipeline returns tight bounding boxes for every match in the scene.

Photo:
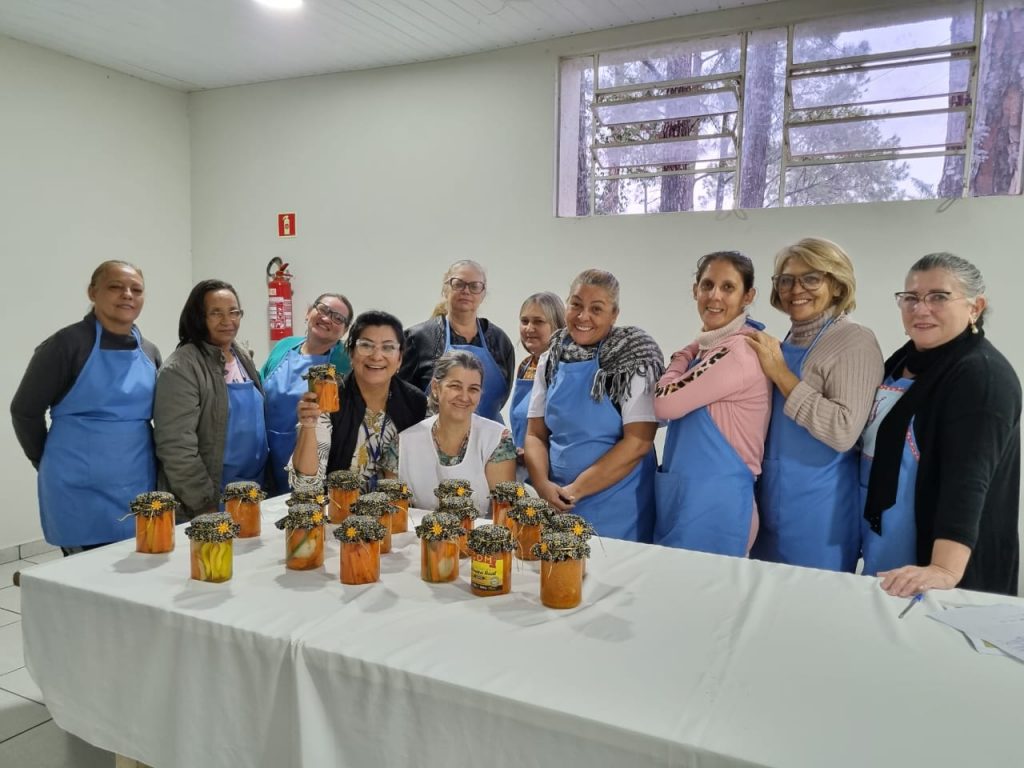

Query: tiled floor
[0,554,115,767]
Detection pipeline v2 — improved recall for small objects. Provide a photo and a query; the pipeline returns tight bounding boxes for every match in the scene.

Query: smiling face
[351,324,402,389]
[204,289,242,350]
[776,257,837,323]
[432,365,482,422]
[693,259,755,332]
[565,284,619,347]
[88,264,145,334]
[519,302,555,357]
[444,264,486,316]
[902,268,985,350]
[305,295,349,349]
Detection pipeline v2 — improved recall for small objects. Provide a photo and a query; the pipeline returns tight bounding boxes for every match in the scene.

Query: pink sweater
[654,324,772,476]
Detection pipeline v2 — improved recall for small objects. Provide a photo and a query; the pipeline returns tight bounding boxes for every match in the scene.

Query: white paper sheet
[929,604,1024,662]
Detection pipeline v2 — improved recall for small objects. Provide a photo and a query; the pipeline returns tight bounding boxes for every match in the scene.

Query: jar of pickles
[533,531,590,609]
[184,513,239,583]
[326,470,363,524]
[507,498,553,561]
[333,515,388,585]
[437,495,478,558]
[415,512,462,583]
[467,524,516,597]
[489,481,526,528]
[130,491,179,554]
[376,479,413,533]
[275,503,326,571]
[287,486,328,515]
[222,481,266,538]
[433,478,473,504]
[349,492,396,554]
[304,363,340,413]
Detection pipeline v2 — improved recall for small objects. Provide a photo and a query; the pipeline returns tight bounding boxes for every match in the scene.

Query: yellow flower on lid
[345,526,357,540]
[247,488,260,500]
[312,511,324,525]
[431,521,443,536]
[216,521,230,535]
[401,484,409,494]
[573,522,585,537]
[316,494,326,505]
[540,542,548,554]
[516,486,525,497]
[456,487,466,496]
[525,506,536,519]
[149,500,163,511]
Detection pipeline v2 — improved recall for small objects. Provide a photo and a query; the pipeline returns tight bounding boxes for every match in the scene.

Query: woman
[653,252,772,556]
[261,292,353,492]
[524,269,662,542]
[399,260,514,423]
[747,238,883,572]
[510,292,565,458]
[11,261,160,553]
[292,310,427,491]
[388,350,515,516]
[154,280,268,519]
[863,253,1020,596]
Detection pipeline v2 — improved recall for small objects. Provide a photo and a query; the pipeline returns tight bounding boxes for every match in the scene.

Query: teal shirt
[259,336,351,382]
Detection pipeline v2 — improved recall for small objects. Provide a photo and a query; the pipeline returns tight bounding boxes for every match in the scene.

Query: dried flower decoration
[433,479,472,499]
[185,512,239,543]
[490,481,528,503]
[274,503,325,531]
[415,512,463,541]
[507,497,554,526]
[531,531,590,561]
[543,513,595,540]
[287,488,327,508]
[221,481,266,504]
[332,515,387,543]
[129,491,180,519]
[376,479,413,501]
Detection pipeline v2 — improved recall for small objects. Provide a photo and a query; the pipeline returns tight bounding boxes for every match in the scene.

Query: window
[557,0,1024,216]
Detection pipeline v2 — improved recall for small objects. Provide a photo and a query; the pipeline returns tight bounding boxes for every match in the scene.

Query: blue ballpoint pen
[898,593,924,619]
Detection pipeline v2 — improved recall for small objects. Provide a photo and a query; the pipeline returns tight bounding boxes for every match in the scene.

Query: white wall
[0,36,191,550]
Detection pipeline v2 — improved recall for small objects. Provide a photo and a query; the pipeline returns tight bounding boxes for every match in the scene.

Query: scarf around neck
[544,325,664,407]
[863,325,982,533]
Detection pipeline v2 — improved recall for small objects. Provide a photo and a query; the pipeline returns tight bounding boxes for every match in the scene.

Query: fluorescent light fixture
[253,0,302,10]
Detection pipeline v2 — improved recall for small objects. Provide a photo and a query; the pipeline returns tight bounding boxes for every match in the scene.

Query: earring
[970,317,978,334]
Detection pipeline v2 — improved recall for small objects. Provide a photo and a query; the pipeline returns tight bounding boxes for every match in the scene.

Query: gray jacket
[154,341,264,519]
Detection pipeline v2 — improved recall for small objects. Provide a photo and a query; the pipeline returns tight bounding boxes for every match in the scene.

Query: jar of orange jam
[489,481,526,528]
[507,498,553,561]
[534,531,590,609]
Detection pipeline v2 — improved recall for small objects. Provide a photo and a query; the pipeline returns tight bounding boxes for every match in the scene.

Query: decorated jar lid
[433,479,472,499]
[490,481,527,503]
[129,491,180,519]
[543,513,595,540]
[327,470,364,491]
[436,495,478,521]
[350,492,397,519]
[221,481,266,504]
[274,503,325,531]
[508,498,553,526]
[185,512,239,543]
[332,515,388,544]
[304,363,337,382]
[467,524,516,555]
[415,512,463,541]
[376,479,413,501]
[287,488,328,508]
[531,531,590,561]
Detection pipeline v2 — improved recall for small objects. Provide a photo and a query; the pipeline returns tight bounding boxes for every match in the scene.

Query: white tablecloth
[21,495,1024,768]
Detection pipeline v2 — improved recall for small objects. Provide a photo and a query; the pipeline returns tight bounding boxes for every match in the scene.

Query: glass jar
[340,540,381,585]
[285,524,325,570]
[515,522,541,561]
[491,498,512,528]
[540,558,584,609]
[307,364,340,413]
[328,488,358,524]
[225,497,261,538]
[470,551,512,597]
[420,539,460,583]
[190,539,233,583]
[130,492,179,554]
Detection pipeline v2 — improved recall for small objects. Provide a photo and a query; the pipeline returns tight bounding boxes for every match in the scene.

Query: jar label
[471,554,504,591]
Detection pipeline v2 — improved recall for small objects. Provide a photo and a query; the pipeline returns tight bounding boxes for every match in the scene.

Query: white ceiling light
[253,0,302,10]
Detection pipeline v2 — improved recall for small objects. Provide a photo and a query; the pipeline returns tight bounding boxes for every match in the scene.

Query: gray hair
[569,269,620,310]
[909,252,988,327]
[427,350,485,413]
[520,291,566,332]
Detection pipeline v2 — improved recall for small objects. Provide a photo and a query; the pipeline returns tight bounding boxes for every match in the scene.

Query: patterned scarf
[544,326,664,407]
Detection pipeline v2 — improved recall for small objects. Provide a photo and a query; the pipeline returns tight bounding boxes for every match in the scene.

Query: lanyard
[361,411,389,490]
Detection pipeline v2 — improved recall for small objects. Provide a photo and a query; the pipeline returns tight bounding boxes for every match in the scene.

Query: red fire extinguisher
[266,258,294,342]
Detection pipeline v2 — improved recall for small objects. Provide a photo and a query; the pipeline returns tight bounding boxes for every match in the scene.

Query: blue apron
[858,377,919,575]
[509,361,535,450]
[752,321,860,572]
[263,345,329,492]
[38,320,156,547]
[654,359,753,556]
[221,371,269,489]
[442,318,509,424]
[545,350,655,543]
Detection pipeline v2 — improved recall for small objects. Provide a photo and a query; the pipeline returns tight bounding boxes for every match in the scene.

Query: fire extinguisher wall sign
[267,258,294,342]
[278,213,296,238]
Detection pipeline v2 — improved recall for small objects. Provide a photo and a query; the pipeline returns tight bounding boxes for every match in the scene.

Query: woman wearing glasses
[653,252,772,556]
[260,293,353,492]
[154,280,268,519]
[746,238,883,572]
[291,311,427,490]
[863,254,1019,596]
[399,260,514,423]
[12,261,161,554]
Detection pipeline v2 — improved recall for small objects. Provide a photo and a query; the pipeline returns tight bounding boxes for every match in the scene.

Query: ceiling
[0,0,778,91]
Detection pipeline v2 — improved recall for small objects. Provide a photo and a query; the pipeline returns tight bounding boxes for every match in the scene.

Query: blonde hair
[519,292,566,332]
[568,269,620,310]
[432,259,488,318]
[770,237,857,315]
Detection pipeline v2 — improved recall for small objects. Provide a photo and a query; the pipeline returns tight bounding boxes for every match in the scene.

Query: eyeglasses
[894,291,965,310]
[772,272,827,292]
[207,309,244,321]
[314,302,349,326]
[353,339,401,357]
[447,278,486,295]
